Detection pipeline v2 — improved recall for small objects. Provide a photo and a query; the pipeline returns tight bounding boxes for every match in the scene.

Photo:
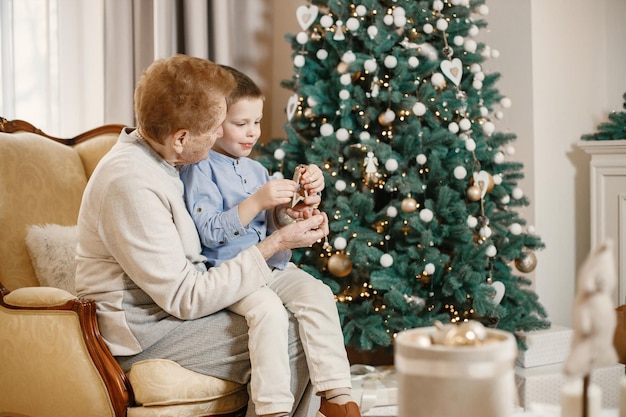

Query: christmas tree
[259,0,549,352]
[582,92,626,141]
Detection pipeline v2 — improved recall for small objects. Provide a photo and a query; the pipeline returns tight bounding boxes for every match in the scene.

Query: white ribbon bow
[350,364,397,412]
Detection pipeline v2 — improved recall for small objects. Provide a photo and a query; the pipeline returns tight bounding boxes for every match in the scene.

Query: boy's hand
[253,179,297,211]
[299,164,325,195]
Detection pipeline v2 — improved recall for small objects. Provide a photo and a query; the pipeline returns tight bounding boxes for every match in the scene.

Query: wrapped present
[515,362,624,409]
[361,405,398,417]
[395,323,518,417]
[350,364,398,413]
[516,325,573,368]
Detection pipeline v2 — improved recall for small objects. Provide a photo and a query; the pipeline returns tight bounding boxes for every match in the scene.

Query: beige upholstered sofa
[0,118,249,417]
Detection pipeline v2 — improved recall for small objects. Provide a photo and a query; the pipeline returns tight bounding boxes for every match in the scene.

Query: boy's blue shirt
[180,151,290,269]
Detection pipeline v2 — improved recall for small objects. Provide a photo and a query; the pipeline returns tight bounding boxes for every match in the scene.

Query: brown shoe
[317,397,362,417]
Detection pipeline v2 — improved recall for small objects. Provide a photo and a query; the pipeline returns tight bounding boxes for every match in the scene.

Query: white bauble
[459,118,471,131]
[294,55,305,67]
[416,154,427,165]
[335,179,347,191]
[433,0,444,11]
[486,245,497,257]
[512,187,524,200]
[385,158,399,172]
[360,131,371,141]
[482,121,495,135]
[465,138,476,151]
[380,254,393,267]
[320,15,334,28]
[340,74,352,85]
[479,226,492,238]
[339,89,350,100]
[448,122,459,133]
[364,59,378,72]
[454,166,467,179]
[356,5,367,16]
[408,56,419,68]
[436,18,448,31]
[336,128,350,142]
[453,35,464,46]
[431,73,445,87]
[501,97,512,108]
[383,14,394,25]
[274,148,286,160]
[384,55,398,69]
[387,206,398,218]
[334,236,348,250]
[509,223,522,235]
[424,263,436,275]
[423,23,434,34]
[394,15,407,27]
[342,51,356,63]
[469,25,479,37]
[419,208,434,222]
[464,39,477,53]
[346,17,360,31]
[317,49,328,60]
[467,215,478,228]
[367,26,378,39]
[296,32,308,44]
[412,102,427,116]
[493,151,505,164]
[320,123,334,136]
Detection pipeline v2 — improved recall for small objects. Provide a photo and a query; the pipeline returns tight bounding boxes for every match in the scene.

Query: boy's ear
[171,129,188,154]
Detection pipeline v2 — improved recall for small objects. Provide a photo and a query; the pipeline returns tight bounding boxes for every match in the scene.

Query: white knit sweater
[75,128,271,356]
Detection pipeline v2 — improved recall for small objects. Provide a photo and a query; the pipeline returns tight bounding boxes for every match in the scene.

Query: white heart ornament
[286,94,298,121]
[296,5,319,31]
[440,58,463,86]
[472,170,491,199]
[490,281,505,304]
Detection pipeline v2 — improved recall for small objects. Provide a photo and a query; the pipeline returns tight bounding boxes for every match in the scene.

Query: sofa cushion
[25,224,78,295]
[127,359,247,410]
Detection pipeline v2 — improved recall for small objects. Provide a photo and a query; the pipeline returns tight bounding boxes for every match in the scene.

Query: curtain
[0,0,251,135]
[103,0,237,127]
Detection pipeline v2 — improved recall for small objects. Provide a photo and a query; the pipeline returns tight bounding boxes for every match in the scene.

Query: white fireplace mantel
[578,139,626,306]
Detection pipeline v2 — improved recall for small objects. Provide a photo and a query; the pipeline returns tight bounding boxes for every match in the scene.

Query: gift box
[361,405,398,417]
[515,362,624,409]
[350,364,398,414]
[395,326,518,417]
[516,325,573,368]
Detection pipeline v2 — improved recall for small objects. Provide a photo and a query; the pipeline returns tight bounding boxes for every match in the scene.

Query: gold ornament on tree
[327,253,353,277]
[515,250,537,273]
[401,197,418,213]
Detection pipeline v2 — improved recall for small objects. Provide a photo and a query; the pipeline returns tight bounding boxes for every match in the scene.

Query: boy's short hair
[219,65,264,106]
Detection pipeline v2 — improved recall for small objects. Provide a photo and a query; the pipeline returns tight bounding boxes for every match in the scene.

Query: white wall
[258,0,626,327]
[467,0,626,326]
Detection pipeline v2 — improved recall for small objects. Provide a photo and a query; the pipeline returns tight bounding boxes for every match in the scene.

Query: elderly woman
[75,54,332,417]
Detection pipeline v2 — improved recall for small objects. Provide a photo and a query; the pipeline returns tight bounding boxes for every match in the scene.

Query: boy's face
[212,97,263,158]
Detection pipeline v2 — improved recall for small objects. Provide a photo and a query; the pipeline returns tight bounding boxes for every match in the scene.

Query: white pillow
[25,224,77,295]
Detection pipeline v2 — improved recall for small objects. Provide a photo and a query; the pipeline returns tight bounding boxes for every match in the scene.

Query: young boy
[179,66,360,417]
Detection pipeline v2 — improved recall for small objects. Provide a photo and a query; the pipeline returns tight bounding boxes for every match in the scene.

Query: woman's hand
[257,210,329,259]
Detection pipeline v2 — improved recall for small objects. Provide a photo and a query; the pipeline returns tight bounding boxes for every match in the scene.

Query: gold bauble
[328,253,353,277]
[515,251,537,273]
[466,185,482,201]
[401,197,418,213]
